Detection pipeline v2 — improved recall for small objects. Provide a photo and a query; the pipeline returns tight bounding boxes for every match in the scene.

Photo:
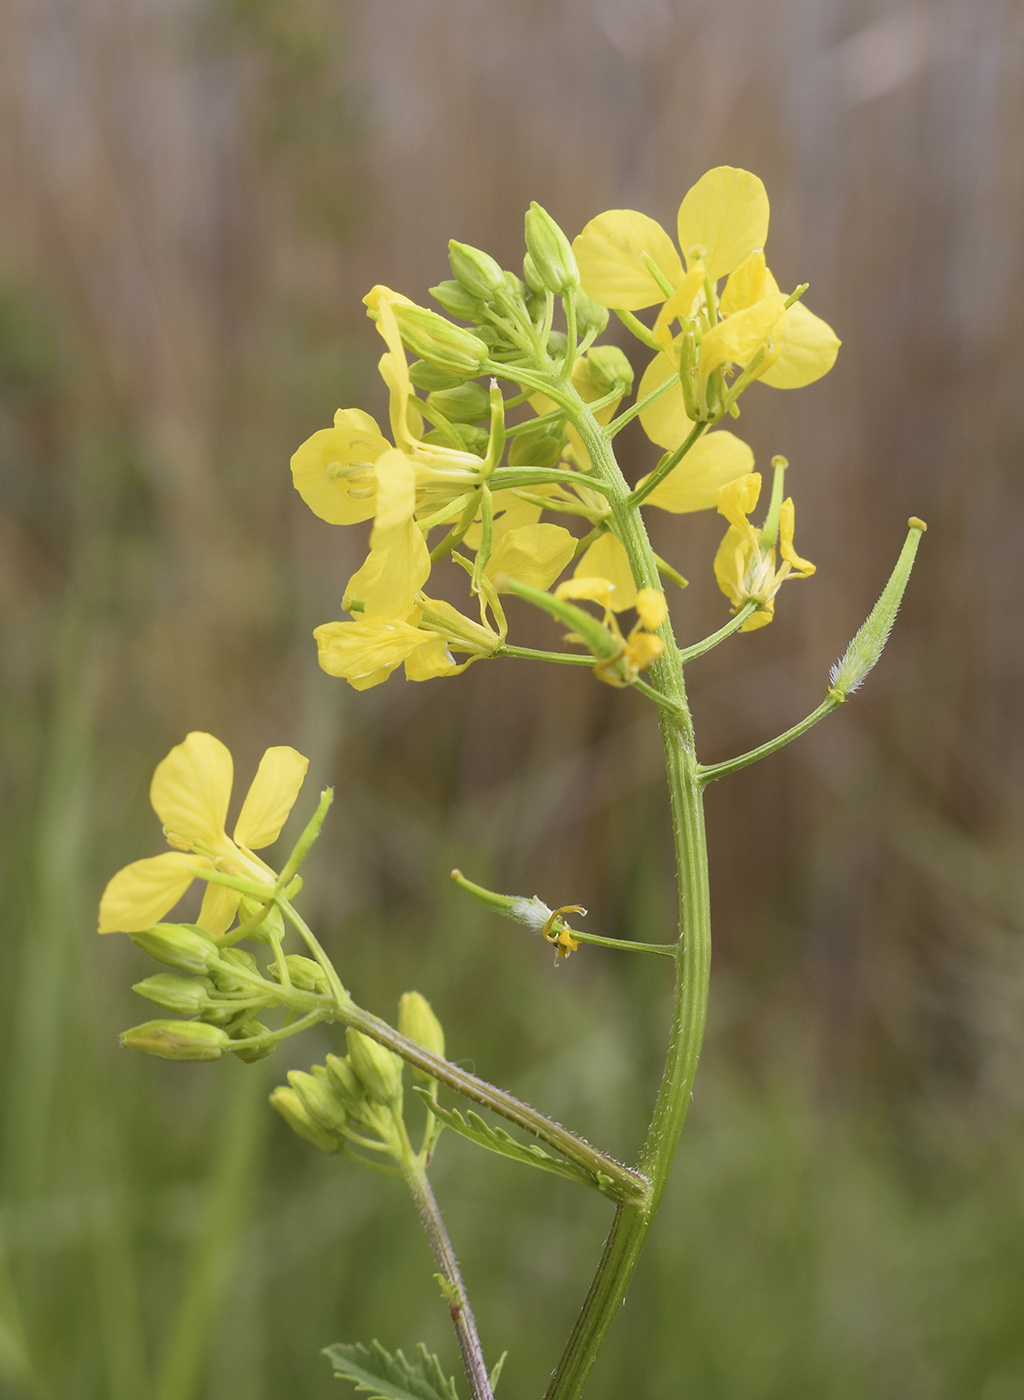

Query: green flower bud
[238,895,285,941]
[391,304,488,375]
[325,1052,365,1105]
[398,992,445,1061]
[508,420,567,469]
[829,519,927,700]
[268,954,329,994]
[269,1086,340,1154]
[209,946,261,994]
[426,381,491,424]
[429,280,485,321]
[501,270,527,303]
[447,240,505,300]
[584,345,633,395]
[132,973,212,1016]
[409,360,466,392]
[129,924,219,976]
[545,330,568,359]
[524,202,579,295]
[120,1019,229,1061]
[231,1020,274,1062]
[288,1069,349,1134]
[573,288,610,339]
[522,252,546,296]
[346,1028,404,1106]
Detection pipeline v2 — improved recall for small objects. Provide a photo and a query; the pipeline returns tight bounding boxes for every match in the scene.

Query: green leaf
[324,1340,460,1400]
[489,1351,507,1392]
[413,1088,617,1199]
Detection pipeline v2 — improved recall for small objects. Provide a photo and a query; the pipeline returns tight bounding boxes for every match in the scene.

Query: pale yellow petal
[573,210,683,310]
[290,426,384,526]
[637,349,693,451]
[98,851,205,934]
[575,533,636,611]
[417,596,500,654]
[233,746,310,850]
[700,293,788,379]
[151,733,233,850]
[635,588,667,630]
[314,617,427,685]
[719,250,772,316]
[713,525,752,611]
[334,408,382,435]
[759,302,841,389]
[378,352,423,447]
[197,882,242,938]
[677,167,770,282]
[640,431,754,513]
[347,519,431,618]
[404,637,458,682]
[652,266,706,350]
[715,473,762,534]
[556,575,615,610]
[778,498,815,576]
[486,524,576,592]
[372,449,416,531]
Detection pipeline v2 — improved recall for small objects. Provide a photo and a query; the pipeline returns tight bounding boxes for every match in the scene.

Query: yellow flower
[713,473,815,630]
[574,167,839,424]
[314,597,502,691]
[554,578,667,685]
[98,733,309,936]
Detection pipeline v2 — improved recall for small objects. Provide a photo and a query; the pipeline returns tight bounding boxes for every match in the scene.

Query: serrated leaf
[414,1088,617,1199]
[324,1340,460,1400]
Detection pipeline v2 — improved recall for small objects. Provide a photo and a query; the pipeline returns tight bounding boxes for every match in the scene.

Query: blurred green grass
[2,0,1024,1395]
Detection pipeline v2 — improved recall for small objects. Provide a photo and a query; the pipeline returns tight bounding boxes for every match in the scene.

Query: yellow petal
[334,408,382,435]
[715,473,762,534]
[151,732,233,851]
[404,636,458,681]
[677,167,770,282]
[699,293,788,379]
[486,523,576,591]
[778,498,815,576]
[372,449,416,531]
[233,746,310,850]
[713,525,753,611]
[624,632,664,671]
[575,533,636,611]
[290,425,385,525]
[719,250,773,316]
[347,518,431,618]
[314,617,427,685]
[640,431,754,513]
[637,349,692,451]
[378,352,423,447]
[572,210,684,310]
[556,575,615,611]
[197,882,242,938]
[98,851,205,933]
[759,302,841,389]
[635,588,667,630]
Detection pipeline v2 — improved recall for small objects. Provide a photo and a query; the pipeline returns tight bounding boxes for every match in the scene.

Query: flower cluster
[290,167,840,689]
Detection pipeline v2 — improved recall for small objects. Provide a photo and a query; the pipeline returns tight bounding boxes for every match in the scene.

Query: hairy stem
[404,1164,495,1400]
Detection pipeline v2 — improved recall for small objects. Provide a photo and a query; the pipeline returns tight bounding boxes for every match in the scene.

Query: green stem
[603,371,677,439]
[677,601,759,662]
[568,931,675,958]
[495,644,594,667]
[489,467,611,496]
[627,419,708,509]
[542,380,713,1400]
[699,696,840,784]
[614,308,660,351]
[403,1163,495,1400]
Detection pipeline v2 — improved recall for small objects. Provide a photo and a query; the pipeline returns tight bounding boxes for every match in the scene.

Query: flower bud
[346,1028,404,1105]
[129,923,219,975]
[545,330,568,359]
[429,280,485,320]
[269,1086,340,1154]
[573,288,609,339]
[408,360,465,392]
[524,202,579,295]
[508,419,567,469]
[584,345,634,395]
[209,946,260,994]
[288,1068,350,1134]
[397,992,445,1061]
[391,304,488,375]
[426,381,491,424]
[120,1019,229,1061]
[268,954,329,994]
[238,895,285,941]
[230,1020,274,1062]
[132,973,212,1015]
[447,240,505,300]
[522,252,546,296]
[325,1053,365,1105]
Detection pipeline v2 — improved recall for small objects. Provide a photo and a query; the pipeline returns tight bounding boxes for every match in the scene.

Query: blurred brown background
[1,1,1023,1397]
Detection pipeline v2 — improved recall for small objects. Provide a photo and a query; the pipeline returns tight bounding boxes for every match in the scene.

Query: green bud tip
[269,1086,341,1154]
[398,991,445,1062]
[524,202,579,296]
[120,1019,229,1062]
[448,240,505,300]
[288,1068,350,1134]
[129,923,220,976]
[346,1029,404,1106]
